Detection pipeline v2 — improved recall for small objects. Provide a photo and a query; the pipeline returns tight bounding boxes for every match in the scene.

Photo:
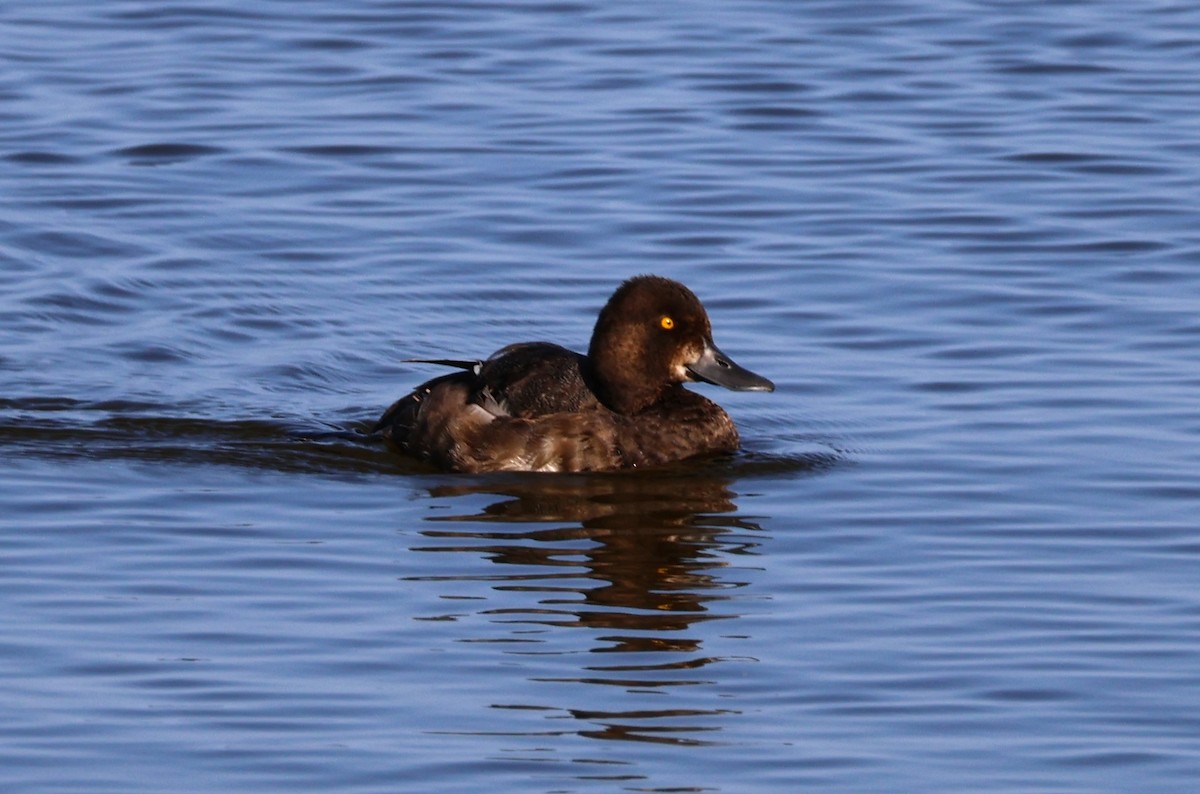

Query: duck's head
[587,275,774,414]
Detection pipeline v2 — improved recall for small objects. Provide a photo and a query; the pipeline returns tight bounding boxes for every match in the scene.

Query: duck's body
[373,276,773,473]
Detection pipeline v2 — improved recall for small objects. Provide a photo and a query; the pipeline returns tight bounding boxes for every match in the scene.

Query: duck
[372,275,773,473]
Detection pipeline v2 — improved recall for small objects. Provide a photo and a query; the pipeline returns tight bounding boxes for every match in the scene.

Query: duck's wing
[374,342,605,470]
[400,344,595,417]
[475,342,599,418]
[374,344,581,439]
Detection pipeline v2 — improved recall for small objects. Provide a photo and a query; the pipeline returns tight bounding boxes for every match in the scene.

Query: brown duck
[373,275,773,472]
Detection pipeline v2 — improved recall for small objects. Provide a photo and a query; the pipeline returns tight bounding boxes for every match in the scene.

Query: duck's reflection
[406,468,765,747]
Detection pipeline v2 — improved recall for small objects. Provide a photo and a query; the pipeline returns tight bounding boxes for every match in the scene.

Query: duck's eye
[659,315,675,330]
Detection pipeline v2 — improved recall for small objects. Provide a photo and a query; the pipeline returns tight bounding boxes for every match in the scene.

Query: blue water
[3,2,1200,792]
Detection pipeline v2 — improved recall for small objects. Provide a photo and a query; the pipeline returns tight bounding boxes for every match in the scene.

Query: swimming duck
[372,275,773,473]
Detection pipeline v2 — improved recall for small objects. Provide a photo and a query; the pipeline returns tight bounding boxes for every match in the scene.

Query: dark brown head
[586,275,774,414]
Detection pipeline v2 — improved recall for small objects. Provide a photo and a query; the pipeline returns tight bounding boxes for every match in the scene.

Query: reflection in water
[406,470,769,748]
[0,398,825,748]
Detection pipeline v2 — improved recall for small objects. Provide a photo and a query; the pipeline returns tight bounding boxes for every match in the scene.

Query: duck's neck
[586,346,667,415]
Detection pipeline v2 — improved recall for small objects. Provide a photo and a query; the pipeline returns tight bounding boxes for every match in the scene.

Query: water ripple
[3,1,1200,792]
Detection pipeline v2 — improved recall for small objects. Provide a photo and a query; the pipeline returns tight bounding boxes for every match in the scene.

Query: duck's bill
[686,341,775,392]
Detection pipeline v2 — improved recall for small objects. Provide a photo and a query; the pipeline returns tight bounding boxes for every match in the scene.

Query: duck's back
[474,342,600,417]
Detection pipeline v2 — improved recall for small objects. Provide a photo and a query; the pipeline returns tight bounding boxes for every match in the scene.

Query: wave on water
[0,396,843,482]
[0,397,392,475]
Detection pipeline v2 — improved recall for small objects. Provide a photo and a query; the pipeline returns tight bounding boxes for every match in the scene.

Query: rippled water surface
[3,2,1200,792]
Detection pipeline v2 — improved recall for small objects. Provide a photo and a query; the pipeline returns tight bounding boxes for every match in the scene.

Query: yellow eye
[660,315,675,330]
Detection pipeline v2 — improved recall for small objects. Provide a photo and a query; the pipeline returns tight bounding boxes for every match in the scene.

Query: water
[3,1,1200,791]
